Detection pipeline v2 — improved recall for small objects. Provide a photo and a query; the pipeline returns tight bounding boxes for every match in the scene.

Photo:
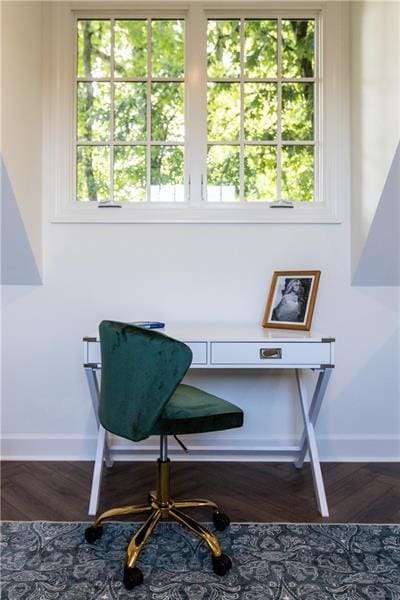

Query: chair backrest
[99,320,192,442]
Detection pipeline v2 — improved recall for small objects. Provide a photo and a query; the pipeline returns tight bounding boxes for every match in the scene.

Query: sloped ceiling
[1,158,42,285]
[352,143,400,286]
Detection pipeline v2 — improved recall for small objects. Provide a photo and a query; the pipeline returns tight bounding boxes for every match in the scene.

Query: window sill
[51,201,341,224]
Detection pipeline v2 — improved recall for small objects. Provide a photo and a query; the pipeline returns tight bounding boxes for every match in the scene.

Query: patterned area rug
[1,521,399,599]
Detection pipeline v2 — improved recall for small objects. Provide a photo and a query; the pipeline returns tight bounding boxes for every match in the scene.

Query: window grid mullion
[314,14,320,207]
[277,17,282,202]
[205,77,315,84]
[206,140,315,147]
[74,18,78,203]
[109,18,115,203]
[77,138,315,146]
[77,77,184,83]
[146,19,152,203]
[239,18,245,202]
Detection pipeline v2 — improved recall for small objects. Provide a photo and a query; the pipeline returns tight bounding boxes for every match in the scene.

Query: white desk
[83,324,335,517]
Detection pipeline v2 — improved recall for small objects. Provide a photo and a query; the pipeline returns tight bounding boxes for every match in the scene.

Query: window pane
[208,83,240,142]
[77,20,111,78]
[114,146,146,202]
[207,20,240,78]
[282,83,314,140]
[244,146,277,201]
[281,145,314,201]
[77,83,110,142]
[151,146,184,202]
[244,20,277,78]
[207,146,240,202]
[151,83,184,141]
[152,20,184,78]
[244,83,277,141]
[114,83,146,141]
[282,19,314,79]
[114,20,147,78]
[76,146,110,201]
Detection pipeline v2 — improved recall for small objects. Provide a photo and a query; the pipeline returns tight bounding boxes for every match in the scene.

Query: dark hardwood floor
[1,461,399,523]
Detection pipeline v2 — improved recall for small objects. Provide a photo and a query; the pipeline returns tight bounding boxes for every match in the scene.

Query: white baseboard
[1,433,399,461]
[0,434,98,461]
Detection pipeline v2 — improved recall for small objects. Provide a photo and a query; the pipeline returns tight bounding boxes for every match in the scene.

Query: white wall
[1,1,399,461]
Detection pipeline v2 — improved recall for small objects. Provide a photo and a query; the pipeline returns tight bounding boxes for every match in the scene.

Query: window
[49,3,347,222]
[76,18,185,204]
[206,18,315,203]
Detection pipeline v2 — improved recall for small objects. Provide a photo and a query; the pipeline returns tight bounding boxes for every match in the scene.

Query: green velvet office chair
[85,320,244,590]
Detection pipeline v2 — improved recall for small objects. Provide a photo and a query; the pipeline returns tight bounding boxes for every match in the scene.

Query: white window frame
[205,11,318,203]
[47,2,348,224]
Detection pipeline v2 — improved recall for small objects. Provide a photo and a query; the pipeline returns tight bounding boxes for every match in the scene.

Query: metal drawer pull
[260,348,282,359]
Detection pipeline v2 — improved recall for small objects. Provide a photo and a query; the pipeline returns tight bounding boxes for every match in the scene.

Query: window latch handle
[98,202,122,208]
[270,200,293,209]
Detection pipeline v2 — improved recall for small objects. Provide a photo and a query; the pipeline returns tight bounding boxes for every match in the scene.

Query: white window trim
[46,1,348,224]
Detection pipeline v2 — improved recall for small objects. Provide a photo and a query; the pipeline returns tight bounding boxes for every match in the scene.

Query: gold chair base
[93,495,223,568]
[90,459,225,570]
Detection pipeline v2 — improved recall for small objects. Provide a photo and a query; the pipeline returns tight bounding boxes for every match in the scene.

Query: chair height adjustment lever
[173,435,189,453]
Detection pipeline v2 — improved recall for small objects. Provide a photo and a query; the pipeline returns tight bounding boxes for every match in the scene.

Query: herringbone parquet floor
[1,461,399,523]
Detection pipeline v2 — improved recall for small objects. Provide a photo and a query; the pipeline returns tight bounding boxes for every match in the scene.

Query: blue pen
[130,321,165,329]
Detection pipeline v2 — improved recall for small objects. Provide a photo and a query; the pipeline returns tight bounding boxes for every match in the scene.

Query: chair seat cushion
[151,384,243,436]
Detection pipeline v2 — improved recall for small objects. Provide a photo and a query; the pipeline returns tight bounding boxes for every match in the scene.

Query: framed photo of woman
[263,271,321,330]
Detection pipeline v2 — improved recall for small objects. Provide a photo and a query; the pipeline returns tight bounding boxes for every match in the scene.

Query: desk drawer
[186,342,207,365]
[210,342,331,366]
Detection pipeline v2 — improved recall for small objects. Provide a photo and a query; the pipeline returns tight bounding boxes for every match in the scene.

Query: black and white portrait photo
[263,271,320,330]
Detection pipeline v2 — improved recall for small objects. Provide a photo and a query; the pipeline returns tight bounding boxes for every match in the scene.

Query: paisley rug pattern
[1,521,399,599]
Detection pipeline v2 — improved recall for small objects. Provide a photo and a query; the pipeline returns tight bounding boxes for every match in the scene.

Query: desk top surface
[84,323,334,344]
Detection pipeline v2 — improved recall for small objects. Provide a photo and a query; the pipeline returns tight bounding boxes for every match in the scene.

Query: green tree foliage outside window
[76,18,184,203]
[75,16,315,204]
[207,18,315,203]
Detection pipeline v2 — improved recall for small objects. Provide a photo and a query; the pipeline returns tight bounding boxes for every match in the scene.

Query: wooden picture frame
[263,271,321,330]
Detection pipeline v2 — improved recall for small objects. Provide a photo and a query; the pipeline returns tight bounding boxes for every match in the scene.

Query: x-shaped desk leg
[84,364,332,518]
[85,367,113,516]
[295,368,332,517]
